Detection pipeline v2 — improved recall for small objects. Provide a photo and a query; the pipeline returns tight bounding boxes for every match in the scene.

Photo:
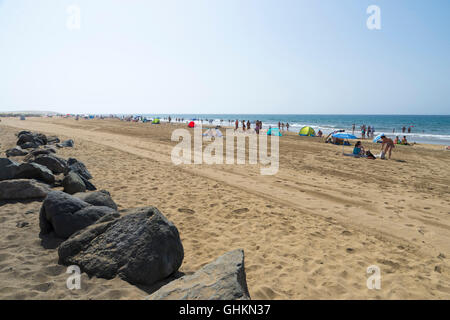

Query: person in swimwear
[380,135,395,159]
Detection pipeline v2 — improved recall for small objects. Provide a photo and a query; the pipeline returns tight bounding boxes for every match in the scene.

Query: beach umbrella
[332,132,358,154]
[332,133,358,140]
[373,133,385,143]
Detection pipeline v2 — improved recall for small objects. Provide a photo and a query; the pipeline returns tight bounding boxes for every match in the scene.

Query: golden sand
[0,117,449,299]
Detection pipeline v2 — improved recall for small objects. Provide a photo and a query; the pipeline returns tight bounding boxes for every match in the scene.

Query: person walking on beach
[281,123,285,131]
[380,135,395,159]
[286,123,290,131]
[255,120,260,135]
[402,126,406,133]
[408,126,411,133]
[242,120,246,131]
[235,119,239,131]
[247,120,251,131]
[278,121,281,130]
[352,124,355,135]
[361,125,366,139]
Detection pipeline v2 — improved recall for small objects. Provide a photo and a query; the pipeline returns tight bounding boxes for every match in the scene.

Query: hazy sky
[0,0,449,114]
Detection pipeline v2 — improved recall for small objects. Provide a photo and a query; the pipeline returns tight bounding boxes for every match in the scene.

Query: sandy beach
[0,117,449,300]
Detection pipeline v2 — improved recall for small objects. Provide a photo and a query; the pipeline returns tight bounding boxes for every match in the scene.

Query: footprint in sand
[232,208,249,214]
[177,208,195,214]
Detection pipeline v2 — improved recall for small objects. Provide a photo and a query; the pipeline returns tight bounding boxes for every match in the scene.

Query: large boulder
[6,146,28,157]
[0,158,20,181]
[17,132,47,147]
[32,154,67,174]
[39,191,118,238]
[14,163,55,184]
[58,207,184,286]
[0,179,51,201]
[79,175,96,191]
[67,158,92,180]
[20,141,40,149]
[73,190,118,210]
[62,172,86,194]
[148,249,250,300]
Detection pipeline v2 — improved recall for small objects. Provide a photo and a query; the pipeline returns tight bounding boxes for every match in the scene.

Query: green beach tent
[299,126,316,137]
[152,118,161,124]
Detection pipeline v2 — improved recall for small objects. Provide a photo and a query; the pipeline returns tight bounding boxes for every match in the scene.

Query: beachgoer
[408,126,411,133]
[247,120,251,130]
[278,122,281,129]
[394,136,401,144]
[235,119,239,131]
[353,141,366,156]
[401,136,409,145]
[402,126,406,133]
[317,130,323,137]
[352,124,355,135]
[242,120,246,131]
[286,123,289,131]
[380,135,395,159]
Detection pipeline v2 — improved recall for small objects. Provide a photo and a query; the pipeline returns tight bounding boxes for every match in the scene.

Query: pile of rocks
[36,190,250,299]
[2,130,251,300]
[1,131,96,200]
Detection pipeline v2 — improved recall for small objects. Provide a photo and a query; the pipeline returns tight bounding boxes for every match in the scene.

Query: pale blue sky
[0,0,449,114]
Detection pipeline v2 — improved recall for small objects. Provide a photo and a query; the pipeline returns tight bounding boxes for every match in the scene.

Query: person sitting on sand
[353,141,366,156]
[394,136,401,144]
[317,130,323,137]
[401,136,409,145]
[380,135,395,159]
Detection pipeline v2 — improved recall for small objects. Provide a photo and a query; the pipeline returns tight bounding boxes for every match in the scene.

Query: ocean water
[139,114,450,146]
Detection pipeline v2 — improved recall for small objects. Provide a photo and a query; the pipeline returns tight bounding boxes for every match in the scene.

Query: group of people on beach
[352,134,396,160]
[277,122,290,131]
[233,120,264,135]
[352,124,375,139]
[393,126,413,134]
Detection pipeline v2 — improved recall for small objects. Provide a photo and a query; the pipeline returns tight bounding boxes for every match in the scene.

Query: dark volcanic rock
[73,190,117,210]
[6,146,28,157]
[20,141,40,149]
[148,249,250,300]
[58,207,184,286]
[39,191,118,238]
[47,136,60,144]
[17,132,47,147]
[62,172,86,194]
[60,139,74,147]
[0,179,51,200]
[14,163,55,184]
[32,154,67,175]
[79,175,96,191]
[0,158,20,181]
[67,158,92,180]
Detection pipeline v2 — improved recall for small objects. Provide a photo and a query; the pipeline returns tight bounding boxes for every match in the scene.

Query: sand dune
[0,117,449,299]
